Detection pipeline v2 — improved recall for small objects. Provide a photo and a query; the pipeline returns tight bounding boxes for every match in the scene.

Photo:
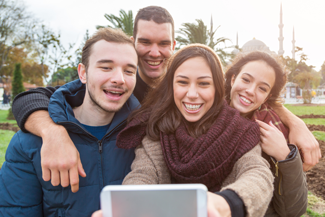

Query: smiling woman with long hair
[116,44,274,217]
[225,51,307,216]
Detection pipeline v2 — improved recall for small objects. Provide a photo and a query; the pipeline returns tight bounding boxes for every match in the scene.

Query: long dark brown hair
[225,51,287,107]
[129,44,225,140]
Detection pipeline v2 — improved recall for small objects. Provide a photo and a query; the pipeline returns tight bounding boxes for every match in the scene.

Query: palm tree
[176,18,231,65]
[97,9,134,36]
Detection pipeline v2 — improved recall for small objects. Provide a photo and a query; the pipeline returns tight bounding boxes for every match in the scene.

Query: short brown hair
[133,6,175,41]
[129,44,225,140]
[225,51,287,107]
[82,28,135,70]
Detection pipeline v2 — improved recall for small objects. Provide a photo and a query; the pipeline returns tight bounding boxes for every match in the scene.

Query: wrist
[40,122,66,138]
[274,146,291,161]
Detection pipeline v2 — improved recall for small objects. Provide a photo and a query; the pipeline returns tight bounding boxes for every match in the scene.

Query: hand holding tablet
[100,184,208,217]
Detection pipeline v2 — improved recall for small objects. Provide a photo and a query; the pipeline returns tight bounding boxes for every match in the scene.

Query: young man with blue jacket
[0,28,139,216]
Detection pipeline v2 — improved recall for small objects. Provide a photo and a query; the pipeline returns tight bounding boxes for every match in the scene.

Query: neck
[73,96,115,127]
[138,68,158,88]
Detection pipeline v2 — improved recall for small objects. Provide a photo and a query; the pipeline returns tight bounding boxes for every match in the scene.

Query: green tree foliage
[97,9,134,36]
[281,47,322,103]
[0,0,34,74]
[11,63,25,97]
[320,61,325,85]
[7,63,25,119]
[1,47,48,86]
[176,19,231,65]
[50,67,76,86]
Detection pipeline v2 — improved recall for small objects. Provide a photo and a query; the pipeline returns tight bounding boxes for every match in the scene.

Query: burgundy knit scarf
[117,101,260,191]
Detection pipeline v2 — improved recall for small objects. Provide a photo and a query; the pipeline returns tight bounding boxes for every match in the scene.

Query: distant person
[0,28,139,216]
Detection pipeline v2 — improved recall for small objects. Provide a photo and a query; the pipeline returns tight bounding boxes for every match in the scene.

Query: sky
[23,0,325,70]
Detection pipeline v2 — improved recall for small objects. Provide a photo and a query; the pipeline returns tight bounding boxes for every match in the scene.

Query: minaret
[278,3,284,56]
[292,27,296,60]
[236,32,238,48]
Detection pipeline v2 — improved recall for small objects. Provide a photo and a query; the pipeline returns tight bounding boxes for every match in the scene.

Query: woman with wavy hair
[225,51,307,216]
[116,44,274,217]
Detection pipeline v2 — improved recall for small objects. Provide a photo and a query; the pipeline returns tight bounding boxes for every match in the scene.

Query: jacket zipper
[58,120,126,188]
[271,157,282,195]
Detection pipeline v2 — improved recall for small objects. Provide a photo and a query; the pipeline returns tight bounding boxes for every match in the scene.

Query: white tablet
[100,184,208,217]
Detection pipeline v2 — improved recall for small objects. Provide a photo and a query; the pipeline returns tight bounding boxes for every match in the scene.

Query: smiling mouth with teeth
[147,61,162,66]
[104,90,124,96]
[184,103,202,111]
[240,96,252,104]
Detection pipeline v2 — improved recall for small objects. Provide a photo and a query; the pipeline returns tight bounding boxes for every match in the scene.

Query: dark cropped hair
[225,51,287,106]
[133,6,175,41]
[128,44,225,140]
[82,28,134,71]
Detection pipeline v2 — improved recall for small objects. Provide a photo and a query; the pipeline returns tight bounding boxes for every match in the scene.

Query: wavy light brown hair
[129,44,225,140]
[225,51,287,107]
[82,28,134,71]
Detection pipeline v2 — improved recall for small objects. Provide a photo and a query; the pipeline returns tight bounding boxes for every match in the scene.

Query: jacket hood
[48,79,140,134]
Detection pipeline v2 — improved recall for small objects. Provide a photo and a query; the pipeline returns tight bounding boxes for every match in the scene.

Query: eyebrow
[243,72,271,88]
[97,59,137,70]
[137,38,172,44]
[176,75,212,79]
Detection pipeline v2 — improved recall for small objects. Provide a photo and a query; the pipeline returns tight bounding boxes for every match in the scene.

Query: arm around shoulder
[12,86,59,132]
[272,105,321,171]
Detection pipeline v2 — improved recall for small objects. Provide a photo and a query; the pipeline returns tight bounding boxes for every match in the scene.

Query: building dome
[242,38,271,53]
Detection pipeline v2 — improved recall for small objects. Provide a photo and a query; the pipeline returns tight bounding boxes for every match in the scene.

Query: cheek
[125,76,136,90]
[202,88,215,105]
[173,85,186,104]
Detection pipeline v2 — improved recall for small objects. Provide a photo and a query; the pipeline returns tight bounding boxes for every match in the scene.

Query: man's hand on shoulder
[40,123,86,192]
[25,110,86,192]
[272,105,321,171]
[288,118,321,171]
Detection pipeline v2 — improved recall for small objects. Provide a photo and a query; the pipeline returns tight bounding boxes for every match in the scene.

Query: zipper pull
[98,141,102,154]
[271,157,279,177]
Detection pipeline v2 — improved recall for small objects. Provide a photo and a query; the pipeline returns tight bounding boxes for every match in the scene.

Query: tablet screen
[110,189,197,217]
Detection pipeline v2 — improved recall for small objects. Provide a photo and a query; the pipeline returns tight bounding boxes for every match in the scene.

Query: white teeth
[147,61,161,66]
[240,96,252,104]
[184,103,202,110]
[110,91,121,94]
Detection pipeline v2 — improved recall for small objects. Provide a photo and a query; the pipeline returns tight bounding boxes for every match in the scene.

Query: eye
[101,67,112,71]
[199,82,210,86]
[160,42,171,46]
[125,70,135,75]
[177,80,188,85]
[259,87,267,92]
[242,77,249,83]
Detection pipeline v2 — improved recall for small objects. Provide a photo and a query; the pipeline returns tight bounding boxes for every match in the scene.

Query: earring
[258,105,261,110]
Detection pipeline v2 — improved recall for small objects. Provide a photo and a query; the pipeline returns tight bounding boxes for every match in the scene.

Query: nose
[245,85,255,96]
[149,43,160,58]
[187,85,198,99]
[110,68,125,85]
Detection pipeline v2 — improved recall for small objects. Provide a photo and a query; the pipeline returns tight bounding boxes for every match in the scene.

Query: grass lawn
[0,129,15,167]
[312,131,325,142]
[302,119,325,126]
[0,110,17,125]
[285,105,325,116]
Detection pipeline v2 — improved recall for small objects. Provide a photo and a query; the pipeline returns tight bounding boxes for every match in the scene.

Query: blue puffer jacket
[0,79,139,217]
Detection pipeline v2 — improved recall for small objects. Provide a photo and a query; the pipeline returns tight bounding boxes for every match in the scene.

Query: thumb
[78,158,86,177]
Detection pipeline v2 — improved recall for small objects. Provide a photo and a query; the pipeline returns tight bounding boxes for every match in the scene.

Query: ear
[231,74,236,87]
[78,63,87,84]
[172,40,176,52]
[130,36,135,43]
